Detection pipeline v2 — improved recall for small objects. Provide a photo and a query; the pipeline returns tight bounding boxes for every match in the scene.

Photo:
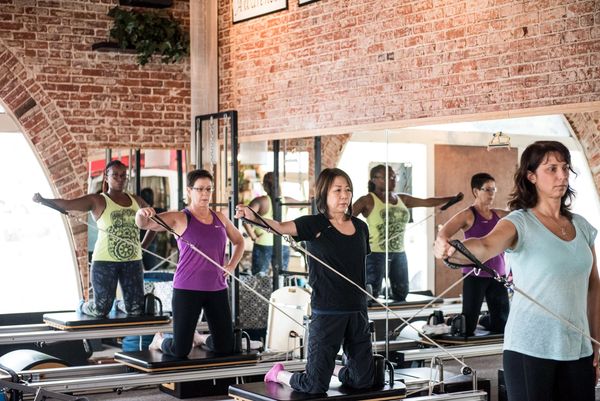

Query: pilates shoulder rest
[43,311,170,330]
[229,380,406,401]
[115,348,259,372]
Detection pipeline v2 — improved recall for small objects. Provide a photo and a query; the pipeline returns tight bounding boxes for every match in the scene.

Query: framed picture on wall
[233,0,287,23]
[299,0,319,5]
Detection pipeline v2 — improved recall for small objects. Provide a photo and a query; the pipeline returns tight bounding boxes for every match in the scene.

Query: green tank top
[366,192,410,253]
[92,193,142,262]
[254,195,287,246]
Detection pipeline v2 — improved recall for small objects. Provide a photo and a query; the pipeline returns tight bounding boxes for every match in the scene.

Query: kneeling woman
[236,168,374,394]
[136,169,244,357]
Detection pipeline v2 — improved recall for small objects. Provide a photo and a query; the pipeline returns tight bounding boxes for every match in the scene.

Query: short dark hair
[262,172,276,197]
[105,159,126,172]
[471,172,495,196]
[368,164,388,192]
[187,169,214,187]
[507,141,575,219]
[315,168,353,219]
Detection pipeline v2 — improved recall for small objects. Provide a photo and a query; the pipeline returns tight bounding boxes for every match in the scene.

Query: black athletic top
[293,214,370,312]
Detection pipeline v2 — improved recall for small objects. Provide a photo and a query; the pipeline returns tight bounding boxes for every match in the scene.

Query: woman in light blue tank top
[435,141,599,401]
[136,169,245,358]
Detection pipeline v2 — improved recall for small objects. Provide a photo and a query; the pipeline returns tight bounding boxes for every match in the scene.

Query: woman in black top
[236,168,374,394]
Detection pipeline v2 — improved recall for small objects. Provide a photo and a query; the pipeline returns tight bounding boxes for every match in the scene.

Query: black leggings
[162,288,234,358]
[462,275,509,336]
[290,311,374,394]
[503,350,595,401]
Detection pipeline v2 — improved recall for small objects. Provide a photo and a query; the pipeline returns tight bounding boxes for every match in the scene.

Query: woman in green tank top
[33,160,151,317]
[242,172,301,276]
[352,164,462,301]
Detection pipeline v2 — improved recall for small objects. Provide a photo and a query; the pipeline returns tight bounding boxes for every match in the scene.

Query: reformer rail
[0,321,208,345]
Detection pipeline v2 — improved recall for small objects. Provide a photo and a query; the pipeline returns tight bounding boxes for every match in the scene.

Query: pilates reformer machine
[0,317,206,346]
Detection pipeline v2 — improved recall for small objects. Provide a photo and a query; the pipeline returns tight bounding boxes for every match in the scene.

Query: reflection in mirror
[87,148,187,273]
[236,139,313,342]
[341,141,431,304]
[237,139,312,279]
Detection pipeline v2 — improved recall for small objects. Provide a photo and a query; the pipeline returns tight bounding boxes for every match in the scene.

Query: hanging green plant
[107,6,189,66]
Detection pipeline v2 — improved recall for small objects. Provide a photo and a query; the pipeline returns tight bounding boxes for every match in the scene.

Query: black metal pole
[176,149,184,210]
[272,140,282,290]
[230,111,240,328]
[312,137,322,214]
[135,149,141,196]
[196,116,202,168]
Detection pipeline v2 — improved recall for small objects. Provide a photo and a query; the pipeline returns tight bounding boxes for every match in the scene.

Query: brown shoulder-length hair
[315,168,353,219]
[507,140,576,219]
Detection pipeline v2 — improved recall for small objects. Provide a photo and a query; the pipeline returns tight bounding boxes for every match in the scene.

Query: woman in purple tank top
[436,173,510,336]
[135,169,245,357]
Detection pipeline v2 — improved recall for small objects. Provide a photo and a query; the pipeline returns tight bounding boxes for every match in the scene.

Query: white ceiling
[410,115,572,137]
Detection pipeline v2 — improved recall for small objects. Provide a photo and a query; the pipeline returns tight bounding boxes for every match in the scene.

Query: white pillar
[190,0,218,169]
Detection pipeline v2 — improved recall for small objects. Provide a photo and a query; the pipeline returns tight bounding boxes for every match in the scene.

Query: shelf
[119,0,172,8]
[91,42,136,54]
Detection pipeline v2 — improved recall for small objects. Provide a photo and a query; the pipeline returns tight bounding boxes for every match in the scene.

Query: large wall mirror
[237,113,600,332]
[86,148,188,273]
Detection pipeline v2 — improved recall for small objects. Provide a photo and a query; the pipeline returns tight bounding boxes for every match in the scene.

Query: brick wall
[0,1,191,294]
[219,0,599,136]
[566,112,600,188]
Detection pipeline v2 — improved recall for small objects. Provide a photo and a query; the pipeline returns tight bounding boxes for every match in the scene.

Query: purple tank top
[462,206,506,277]
[173,209,228,291]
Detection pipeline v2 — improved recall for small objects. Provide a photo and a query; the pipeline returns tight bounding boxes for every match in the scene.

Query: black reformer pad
[421,328,504,345]
[115,348,259,372]
[228,380,406,401]
[43,311,170,330]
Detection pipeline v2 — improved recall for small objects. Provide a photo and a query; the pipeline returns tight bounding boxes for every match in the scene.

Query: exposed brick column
[0,43,90,295]
[565,112,600,192]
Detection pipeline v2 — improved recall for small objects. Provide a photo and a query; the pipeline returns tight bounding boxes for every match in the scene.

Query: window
[0,133,80,313]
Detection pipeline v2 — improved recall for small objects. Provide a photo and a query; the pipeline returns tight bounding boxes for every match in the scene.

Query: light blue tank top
[503,209,597,360]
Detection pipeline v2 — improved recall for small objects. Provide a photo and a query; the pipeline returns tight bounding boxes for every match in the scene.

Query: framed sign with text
[233,0,287,23]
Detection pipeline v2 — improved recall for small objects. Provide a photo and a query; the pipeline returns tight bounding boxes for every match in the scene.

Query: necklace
[536,212,569,238]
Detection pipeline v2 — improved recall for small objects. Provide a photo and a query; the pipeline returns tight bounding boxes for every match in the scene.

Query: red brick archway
[0,43,90,295]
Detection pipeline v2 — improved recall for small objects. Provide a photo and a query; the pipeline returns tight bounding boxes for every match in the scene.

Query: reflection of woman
[236,168,374,394]
[136,169,244,357]
[353,164,461,301]
[435,141,599,401]
[242,172,290,275]
[33,160,148,317]
[436,173,509,336]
